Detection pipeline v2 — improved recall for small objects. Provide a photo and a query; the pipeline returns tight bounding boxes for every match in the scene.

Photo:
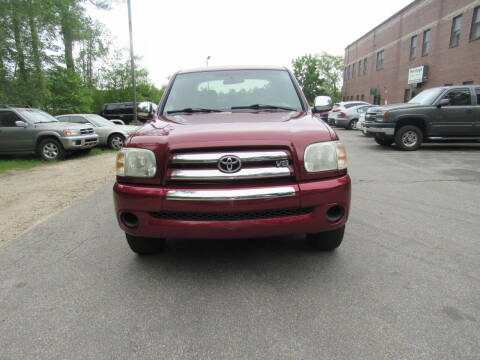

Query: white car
[357,106,378,135]
[327,101,369,126]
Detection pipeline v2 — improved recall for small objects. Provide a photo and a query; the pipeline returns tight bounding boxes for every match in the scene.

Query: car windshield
[85,114,115,127]
[17,109,58,123]
[408,88,444,105]
[163,69,303,115]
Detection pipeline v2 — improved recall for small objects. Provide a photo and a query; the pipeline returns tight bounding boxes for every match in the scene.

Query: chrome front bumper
[365,126,395,136]
[166,186,296,201]
[61,135,99,150]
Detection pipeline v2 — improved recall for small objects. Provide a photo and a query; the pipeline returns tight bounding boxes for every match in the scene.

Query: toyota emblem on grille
[218,155,242,173]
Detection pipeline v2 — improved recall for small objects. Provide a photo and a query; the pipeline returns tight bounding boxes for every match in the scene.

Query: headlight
[116,148,156,177]
[377,111,388,122]
[304,141,347,173]
[63,129,80,136]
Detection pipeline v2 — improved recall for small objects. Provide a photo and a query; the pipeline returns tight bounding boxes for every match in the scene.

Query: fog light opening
[121,212,139,228]
[326,205,344,222]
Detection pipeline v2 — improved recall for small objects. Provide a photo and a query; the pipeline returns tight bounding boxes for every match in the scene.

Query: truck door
[473,87,480,136]
[434,88,475,136]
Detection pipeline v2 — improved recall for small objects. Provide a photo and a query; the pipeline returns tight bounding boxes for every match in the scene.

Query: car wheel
[374,136,394,146]
[38,138,66,161]
[395,125,423,151]
[126,233,166,255]
[347,119,358,130]
[307,225,345,251]
[108,134,125,150]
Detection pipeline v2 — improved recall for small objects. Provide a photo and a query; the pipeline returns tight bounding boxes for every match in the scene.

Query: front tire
[395,125,423,151]
[108,133,125,150]
[374,136,394,147]
[347,119,358,130]
[126,233,165,255]
[307,225,345,251]
[38,138,66,161]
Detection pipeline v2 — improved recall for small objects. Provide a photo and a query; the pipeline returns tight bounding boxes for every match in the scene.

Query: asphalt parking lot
[0,129,479,359]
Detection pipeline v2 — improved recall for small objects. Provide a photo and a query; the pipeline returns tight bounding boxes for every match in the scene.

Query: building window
[373,95,381,105]
[356,95,359,100]
[404,89,411,102]
[410,35,417,60]
[463,81,473,85]
[352,63,356,78]
[376,50,384,70]
[358,61,362,77]
[450,15,462,47]
[363,58,367,75]
[361,94,364,101]
[346,65,350,80]
[422,29,430,56]
[444,83,453,86]
[470,7,480,40]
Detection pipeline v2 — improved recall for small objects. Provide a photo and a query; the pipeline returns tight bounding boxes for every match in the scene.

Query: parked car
[334,104,371,130]
[357,106,378,135]
[364,85,480,150]
[0,106,98,160]
[56,114,138,150]
[327,101,369,125]
[114,66,351,255]
[100,101,157,125]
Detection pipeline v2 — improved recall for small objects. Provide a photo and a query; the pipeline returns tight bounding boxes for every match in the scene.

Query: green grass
[0,147,117,175]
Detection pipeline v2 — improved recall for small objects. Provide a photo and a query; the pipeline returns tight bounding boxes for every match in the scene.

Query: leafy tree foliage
[0,0,163,114]
[292,55,326,105]
[291,53,344,104]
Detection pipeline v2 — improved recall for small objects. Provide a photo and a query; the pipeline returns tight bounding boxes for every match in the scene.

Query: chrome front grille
[80,128,94,135]
[168,150,293,181]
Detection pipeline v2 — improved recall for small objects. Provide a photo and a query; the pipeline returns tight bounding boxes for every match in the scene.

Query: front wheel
[108,134,125,150]
[374,136,394,147]
[38,138,66,161]
[395,125,423,151]
[347,119,358,130]
[126,233,165,255]
[307,225,345,251]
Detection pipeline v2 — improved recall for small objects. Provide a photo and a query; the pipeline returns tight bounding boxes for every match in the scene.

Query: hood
[127,111,336,151]
[370,103,425,112]
[114,124,138,134]
[34,122,93,130]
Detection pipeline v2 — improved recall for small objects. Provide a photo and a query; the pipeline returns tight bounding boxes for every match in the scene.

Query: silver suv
[0,106,99,160]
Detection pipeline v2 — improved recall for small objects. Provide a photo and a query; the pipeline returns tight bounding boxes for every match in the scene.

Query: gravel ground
[0,152,116,244]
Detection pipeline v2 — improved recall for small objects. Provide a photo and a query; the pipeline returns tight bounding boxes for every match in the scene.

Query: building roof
[346,0,420,49]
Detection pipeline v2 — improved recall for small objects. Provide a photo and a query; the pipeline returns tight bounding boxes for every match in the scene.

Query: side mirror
[15,120,27,127]
[437,98,450,107]
[313,96,333,112]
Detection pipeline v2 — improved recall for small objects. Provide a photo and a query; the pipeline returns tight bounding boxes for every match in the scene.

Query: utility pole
[127,0,137,123]
[206,56,211,66]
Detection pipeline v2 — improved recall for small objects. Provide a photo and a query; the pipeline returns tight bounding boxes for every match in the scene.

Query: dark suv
[100,101,157,125]
[364,85,480,150]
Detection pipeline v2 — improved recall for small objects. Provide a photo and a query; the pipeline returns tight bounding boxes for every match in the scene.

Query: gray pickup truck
[364,85,480,150]
[0,106,99,160]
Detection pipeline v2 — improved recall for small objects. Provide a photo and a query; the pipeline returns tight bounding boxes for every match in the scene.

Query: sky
[89,0,413,88]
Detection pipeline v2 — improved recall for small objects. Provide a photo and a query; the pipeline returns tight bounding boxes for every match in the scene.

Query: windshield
[163,69,303,114]
[17,109,58,123]
[408,87,444,105]
[85,114,115,127]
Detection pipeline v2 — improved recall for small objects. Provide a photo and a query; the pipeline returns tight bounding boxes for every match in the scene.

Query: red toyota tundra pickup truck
[113,66,351,255]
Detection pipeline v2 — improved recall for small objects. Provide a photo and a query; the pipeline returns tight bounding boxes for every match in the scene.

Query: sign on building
[408,66,426,84]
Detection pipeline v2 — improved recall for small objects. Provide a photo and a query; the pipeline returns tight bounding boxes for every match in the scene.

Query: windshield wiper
[166,108,222,114]
[231,104,298,111]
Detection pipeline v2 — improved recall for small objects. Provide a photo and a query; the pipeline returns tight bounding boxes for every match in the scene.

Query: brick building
[342,0,480,105]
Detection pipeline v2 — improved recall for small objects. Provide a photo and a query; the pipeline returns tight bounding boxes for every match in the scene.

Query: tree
[291,54,325,104]
[316,52,344,103]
